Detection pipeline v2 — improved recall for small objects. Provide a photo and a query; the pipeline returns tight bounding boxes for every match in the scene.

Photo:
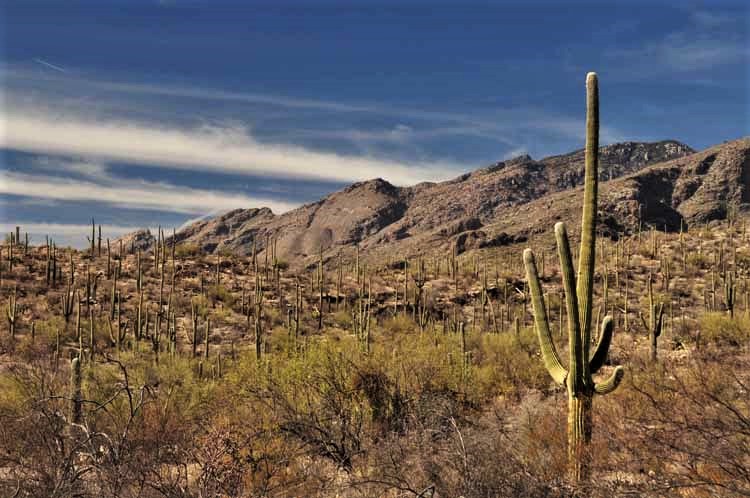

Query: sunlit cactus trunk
[70,356,82,425]
[523,72,624,484]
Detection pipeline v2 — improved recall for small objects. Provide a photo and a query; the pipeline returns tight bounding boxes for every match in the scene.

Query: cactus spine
[523,72,624,483]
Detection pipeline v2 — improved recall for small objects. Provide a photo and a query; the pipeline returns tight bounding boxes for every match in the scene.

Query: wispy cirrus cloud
[1,103,464,186]
[32,58,67,73]
[3,65,626,155]
[607,34,748,74]
[599,8,749,80]
[0,168,298,215]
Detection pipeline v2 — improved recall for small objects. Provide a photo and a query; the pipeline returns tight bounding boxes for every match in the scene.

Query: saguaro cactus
[724,270,736,318]
[253,273,264,360]
[70,356,82,424]
[641,271,665,362]
[523,72,624,483]
[6,286,18,338]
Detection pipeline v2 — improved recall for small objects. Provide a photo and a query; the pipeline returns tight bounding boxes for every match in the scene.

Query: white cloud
[603,10,749,78]
[1,104,462,186]
[0,170,298,215]
[30,156,111,181]
[691,10,736,28]
[3,66,628,152]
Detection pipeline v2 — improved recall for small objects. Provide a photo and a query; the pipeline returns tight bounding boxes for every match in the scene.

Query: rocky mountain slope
[122,138,750,266]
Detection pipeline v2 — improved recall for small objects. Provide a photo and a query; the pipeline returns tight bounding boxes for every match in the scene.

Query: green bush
[175,242,201,259]
[698,312,750,347]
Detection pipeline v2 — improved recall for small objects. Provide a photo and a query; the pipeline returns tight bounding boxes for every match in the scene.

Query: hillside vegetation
[1,210,748,497]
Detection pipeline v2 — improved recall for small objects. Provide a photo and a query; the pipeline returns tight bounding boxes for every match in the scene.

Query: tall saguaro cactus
[523,72,624,483]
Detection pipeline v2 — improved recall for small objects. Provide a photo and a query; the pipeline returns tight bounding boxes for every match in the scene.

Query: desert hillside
[119,138,750,271]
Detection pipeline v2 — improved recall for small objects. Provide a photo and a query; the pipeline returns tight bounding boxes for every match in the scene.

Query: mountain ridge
[117,138,750,267]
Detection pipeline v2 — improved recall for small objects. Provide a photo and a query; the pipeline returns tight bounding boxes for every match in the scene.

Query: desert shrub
[686,251,711,269]
[192,293,211,318]
[379,314,420,340]
[329,309,352,329]
[471,328,551,399]
[267,324,295,353]
[206,284,236,308]
[697,311,750,347]
[175,242,201,259]
[275,260,289,271]
[610,357,750,496]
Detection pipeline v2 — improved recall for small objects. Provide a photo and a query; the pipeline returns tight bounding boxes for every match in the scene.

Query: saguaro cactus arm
[524,249,567,385]
[654,304,665,338]
[594,366,624,395]
[554,222,585,392]
[589,315,614,374]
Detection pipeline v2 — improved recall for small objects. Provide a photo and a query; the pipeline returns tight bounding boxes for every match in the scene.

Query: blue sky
[1,0,748,247]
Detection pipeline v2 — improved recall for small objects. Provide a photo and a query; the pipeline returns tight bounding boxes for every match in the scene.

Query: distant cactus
[413,254,428,332]
[253,273,264,360]
[523,72,624,483]
[204,317,211,360]
[353,276,372,353]
[318,245,324,330]
[6,285,17,338]
[336,252,343,311]
[724,270,736,317]
[107,292,127,351]
[293,276,302,340]
[70,356,82,424]
[88,305,95,361]
[136,250,143,293]
[62,270,75,324]
[135,290,145,341]
[87,218,95,257]
[45,240,56,286]
[640,272,665,362]
[191,299,199,358]
[7,233,13,271]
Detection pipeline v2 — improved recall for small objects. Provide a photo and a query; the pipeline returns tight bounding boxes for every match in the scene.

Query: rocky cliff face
[118,138,750,266]
[478,138,749,248]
